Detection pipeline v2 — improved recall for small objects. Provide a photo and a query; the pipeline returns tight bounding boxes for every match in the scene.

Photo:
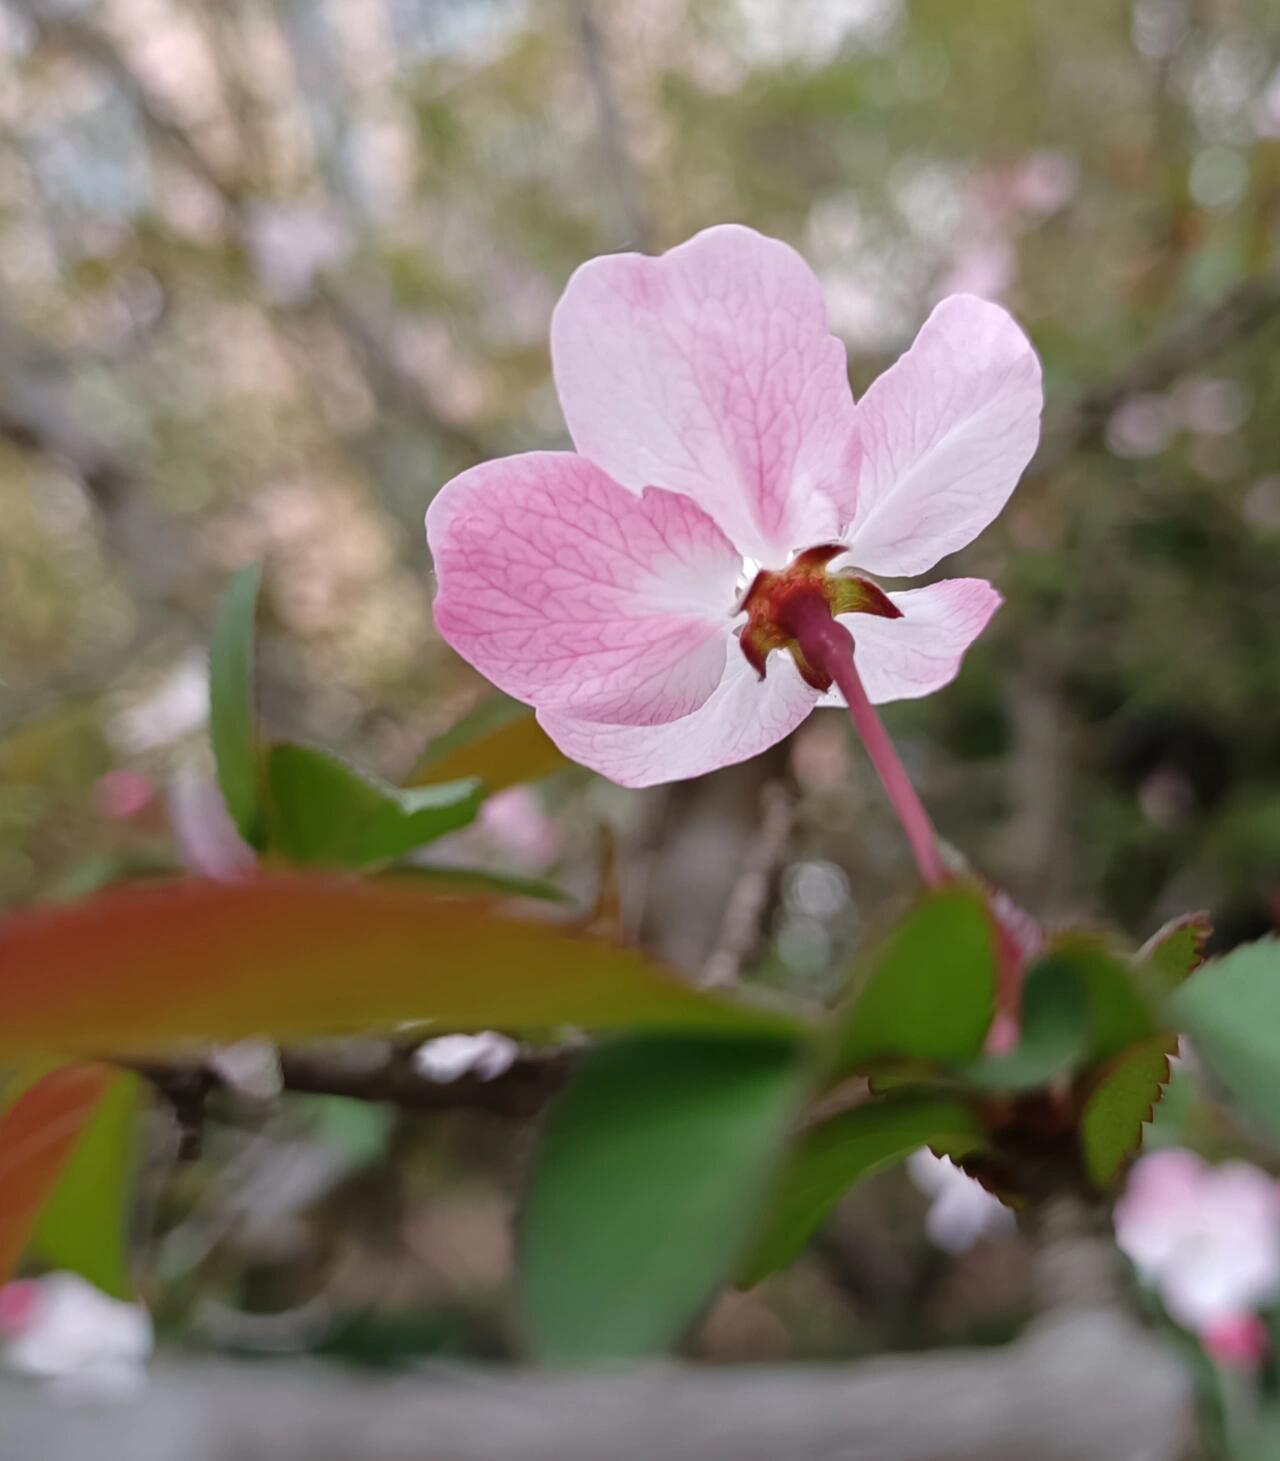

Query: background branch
[0,1308,1189,1461]
[1034,270,1280,475]
[136,1046,572,1121]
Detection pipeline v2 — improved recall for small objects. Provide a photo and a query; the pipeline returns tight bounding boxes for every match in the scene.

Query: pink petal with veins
[819,578,1002,706]
[839,295,1042,576]
[537,652,819,789]
[551,224,852,564]
[428,452,741,726]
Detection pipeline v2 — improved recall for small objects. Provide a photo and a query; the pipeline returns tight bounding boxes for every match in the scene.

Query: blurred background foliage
[3,0,1280,1370]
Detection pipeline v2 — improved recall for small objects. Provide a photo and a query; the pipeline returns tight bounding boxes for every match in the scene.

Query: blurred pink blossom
[426,225,1042,787]
[973,151,1079,220]
[1201,1312,1270,1368]
[936,235,1017,302]
[1114,1148,1280,1364]
[93,769,156,822]
[475,787,561,870]
[419,785,561,876]
[936,151,1077,304]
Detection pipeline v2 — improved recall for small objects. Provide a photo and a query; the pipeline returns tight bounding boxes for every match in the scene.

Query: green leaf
[738,1093,986,1287]
[1080,1037,1175,1187]
[0,877,806,1059]
[0,1063,117,1283]
[1071,916,1203,1185]
[299,1094,394,1168]
[961,956,1089,1090]
[838,887,997,1071]
[522,1033,806,1361]
[210,565,263,846]
[380,864,570,903]
[1139,913,1211,991]
[30,1070,143,1298]
[410,694,567,793]
[264,743,484,867]
[1171,938,1280,1137]
[1048,937,1157,1063]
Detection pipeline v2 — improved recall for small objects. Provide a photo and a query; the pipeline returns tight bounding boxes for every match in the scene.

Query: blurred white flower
[1188,146,1249,213]
[1115,1148,1280,1364]
[907,1150,1014,1253]
[413,1032,518,1084]
[109,652,209,754]
[0,1273,151,1398]
[208,1038,282,1101]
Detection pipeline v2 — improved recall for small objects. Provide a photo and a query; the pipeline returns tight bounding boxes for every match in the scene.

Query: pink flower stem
[784,595,948,888]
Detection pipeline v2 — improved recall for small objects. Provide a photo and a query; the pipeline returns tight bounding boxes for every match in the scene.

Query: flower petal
[551,224,853,564]
[537,651,819,789]
[839,295,1042,576]
[820,579,1001,706]
[427,452,741,726]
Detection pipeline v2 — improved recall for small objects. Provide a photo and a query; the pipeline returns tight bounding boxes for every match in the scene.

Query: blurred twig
[0,323,132,509]
[13,0,488,467]
[571,0,655,249]
[11,1,241,204]
[136,1047,571,1121]
[1034,270,1280,474]
[699,780,792,989]
[0,1306,1189,1460]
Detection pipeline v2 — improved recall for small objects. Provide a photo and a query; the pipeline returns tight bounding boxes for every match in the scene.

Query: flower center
[736,543,901,692]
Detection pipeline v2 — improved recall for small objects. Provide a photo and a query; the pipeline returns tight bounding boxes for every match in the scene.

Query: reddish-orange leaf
[0,877,800,1060]
[0,1063,114,1282]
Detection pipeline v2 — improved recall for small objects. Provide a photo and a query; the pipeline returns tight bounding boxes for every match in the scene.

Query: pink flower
[1114,1148,1280,1362]
[426,225,1042,788]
